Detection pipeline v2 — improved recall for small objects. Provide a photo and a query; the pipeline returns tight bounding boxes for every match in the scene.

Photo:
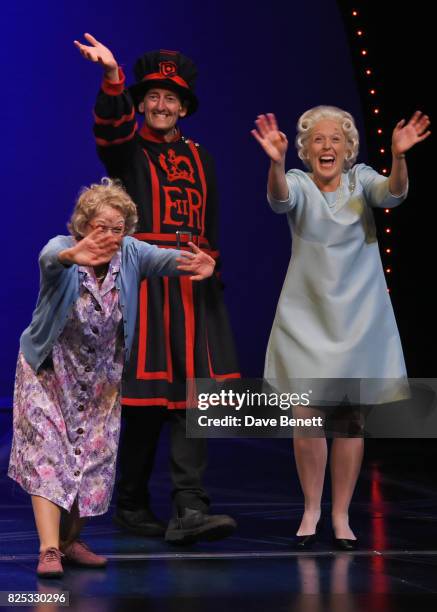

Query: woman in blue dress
[252,107,430,549]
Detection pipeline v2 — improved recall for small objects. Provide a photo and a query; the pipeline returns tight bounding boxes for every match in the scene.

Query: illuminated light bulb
[365,69,372,75]
[374,108,380,114]
[361,49,368,55]
[386,268,392,273]
[385,228,391,233]
[377,128,383,134]
[386,248,391,254]
[382,168,388,174]
[370,89,376,95]
[384,208,390,213]
[352,10,359,16]
[357,30,363,36]
[380,148,385,154]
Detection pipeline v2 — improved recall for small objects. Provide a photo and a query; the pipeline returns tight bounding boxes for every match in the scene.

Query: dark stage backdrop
[1,0,371,401]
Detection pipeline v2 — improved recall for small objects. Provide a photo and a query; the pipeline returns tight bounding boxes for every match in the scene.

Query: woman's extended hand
[176,243,215,281]
[392,111,431,156]
[59,229,121,267]
[251,113,288,163]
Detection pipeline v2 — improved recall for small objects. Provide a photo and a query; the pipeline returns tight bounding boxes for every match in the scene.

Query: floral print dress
[8,251,124,517]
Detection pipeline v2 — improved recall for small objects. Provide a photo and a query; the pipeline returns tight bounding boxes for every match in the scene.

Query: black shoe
[333,537,358,551]
[294,519,322,550]
[113,507,166,537]
[165,508,237,545]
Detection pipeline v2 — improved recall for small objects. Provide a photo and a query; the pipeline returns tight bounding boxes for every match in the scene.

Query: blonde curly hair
[295,105,360,171]
[68,177,138,239]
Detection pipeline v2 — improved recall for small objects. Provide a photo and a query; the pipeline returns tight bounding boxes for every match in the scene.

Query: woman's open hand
[176,243,215,281]
[392,111,431,156]
[251,113,288,163]
[59,229,121,267]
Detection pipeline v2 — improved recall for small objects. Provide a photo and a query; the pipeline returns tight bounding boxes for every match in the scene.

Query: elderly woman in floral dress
[8,178,214,578]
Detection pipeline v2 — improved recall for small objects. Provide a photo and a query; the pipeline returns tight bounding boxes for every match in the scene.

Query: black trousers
[116,406,210,514]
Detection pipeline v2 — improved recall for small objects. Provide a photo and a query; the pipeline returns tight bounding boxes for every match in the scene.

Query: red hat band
[143,73,190,90]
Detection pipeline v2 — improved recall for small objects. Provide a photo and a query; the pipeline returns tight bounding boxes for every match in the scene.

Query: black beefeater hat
[129,49,198,116]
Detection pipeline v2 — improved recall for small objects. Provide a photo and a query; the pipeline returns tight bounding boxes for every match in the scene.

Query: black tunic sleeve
[93,67,138,175]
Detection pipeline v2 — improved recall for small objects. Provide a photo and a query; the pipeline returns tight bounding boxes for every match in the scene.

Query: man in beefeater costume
[75,33,240,544]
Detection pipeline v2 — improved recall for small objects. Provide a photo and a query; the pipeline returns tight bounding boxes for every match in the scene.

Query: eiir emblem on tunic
[159,149,196,184]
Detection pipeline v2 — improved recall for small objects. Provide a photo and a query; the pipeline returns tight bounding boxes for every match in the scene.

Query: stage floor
[1,428,437,611]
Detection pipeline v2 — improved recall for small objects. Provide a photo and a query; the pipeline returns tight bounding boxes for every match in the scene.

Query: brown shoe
[62,540,107,568]
[37,547,64,578]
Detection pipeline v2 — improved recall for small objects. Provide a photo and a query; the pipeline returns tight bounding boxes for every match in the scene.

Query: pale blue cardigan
[20,235,184,372]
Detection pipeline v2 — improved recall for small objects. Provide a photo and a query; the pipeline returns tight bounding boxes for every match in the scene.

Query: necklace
[326,176,344,209]
[310,174,345,209]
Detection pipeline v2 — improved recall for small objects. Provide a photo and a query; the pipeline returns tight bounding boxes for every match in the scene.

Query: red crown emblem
[159,149,195,184]
[159,61,177,77]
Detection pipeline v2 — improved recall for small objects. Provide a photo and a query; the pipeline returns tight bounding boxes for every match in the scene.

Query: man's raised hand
[74,33,119,81]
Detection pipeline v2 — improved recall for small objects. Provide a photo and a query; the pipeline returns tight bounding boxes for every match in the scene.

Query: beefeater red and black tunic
[93,69,240,409]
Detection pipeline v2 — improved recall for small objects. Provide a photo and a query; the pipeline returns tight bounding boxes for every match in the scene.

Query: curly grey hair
[295,105,359,171]
[68,177,138,239]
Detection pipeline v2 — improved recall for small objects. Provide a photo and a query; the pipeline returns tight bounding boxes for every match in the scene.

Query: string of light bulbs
[350,7,393,291]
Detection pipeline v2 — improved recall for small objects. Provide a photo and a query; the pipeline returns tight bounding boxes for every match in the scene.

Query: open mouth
[319,156,336,168]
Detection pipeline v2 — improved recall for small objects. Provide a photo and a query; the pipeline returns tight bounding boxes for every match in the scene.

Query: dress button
[74,470,81,477]
[80,384,87,391]
[87,347,95,354]
[85,366,92,372]
[74,448,81,456]
[91,326,99,334]
[95,304,102,311]
[77,428,84,435]
[78,405,85,412]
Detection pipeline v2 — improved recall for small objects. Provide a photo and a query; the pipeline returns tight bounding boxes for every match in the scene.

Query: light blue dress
[264,164,408,404]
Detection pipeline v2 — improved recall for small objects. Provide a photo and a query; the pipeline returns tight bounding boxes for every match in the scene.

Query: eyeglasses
[88,223,125,236]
